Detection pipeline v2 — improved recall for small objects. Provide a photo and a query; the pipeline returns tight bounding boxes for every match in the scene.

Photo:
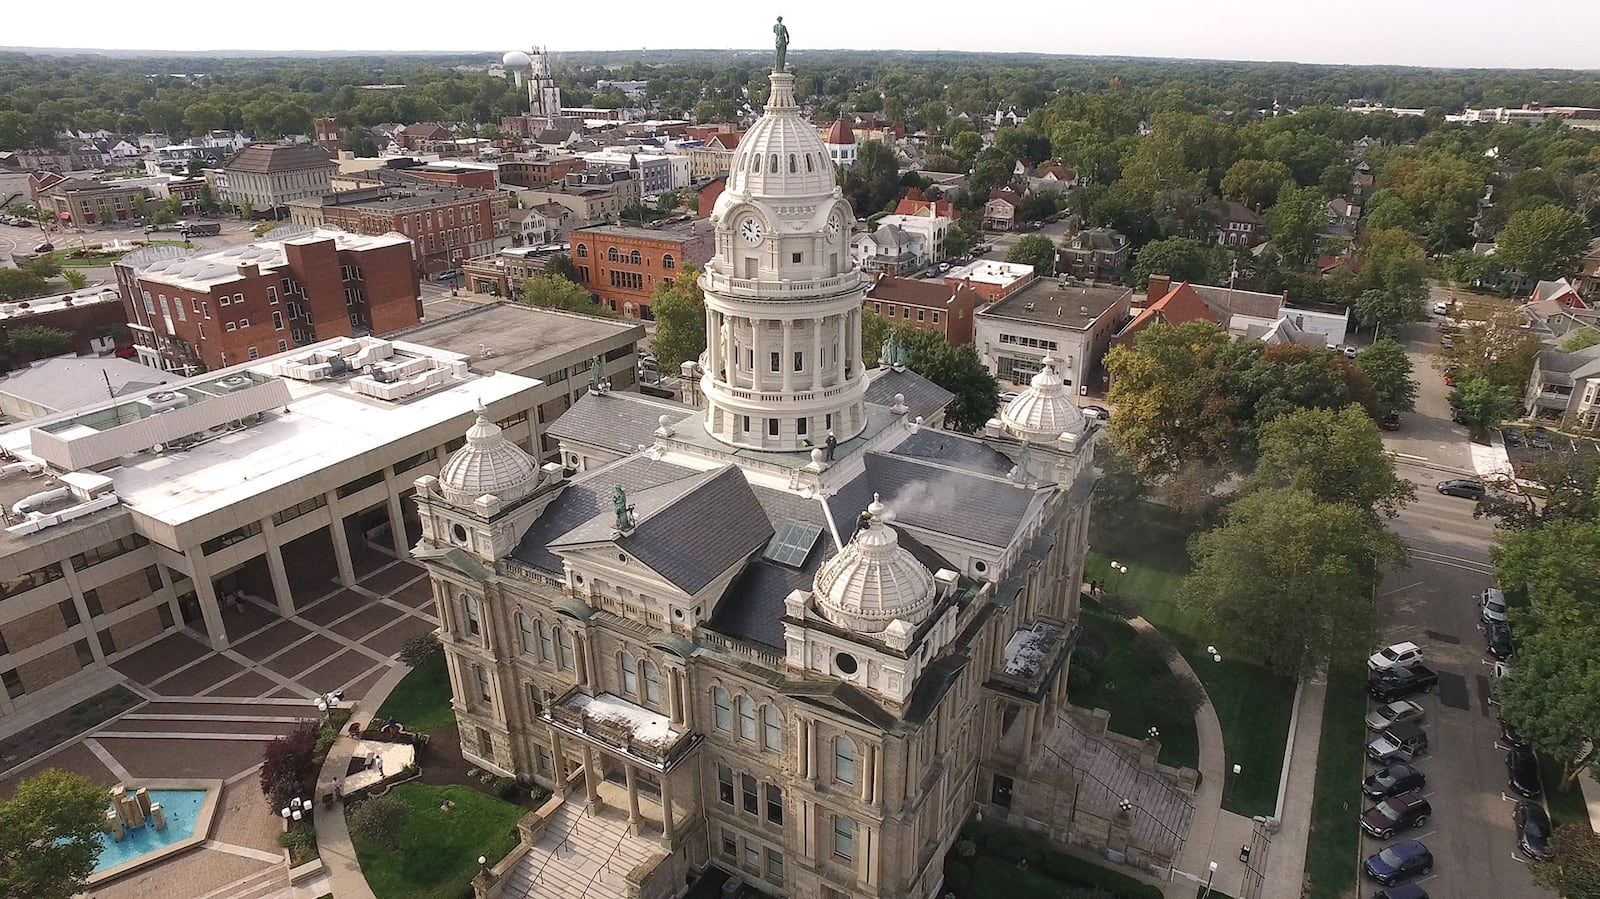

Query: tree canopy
[647,266,706,372]
[1247,405,1416,519]
[1005,233,1057,276]
[1354,338,1418,414]
[0,768,107,899]
[1494,203,1592,282]
[518,274,614,318]
[893,326,998,432]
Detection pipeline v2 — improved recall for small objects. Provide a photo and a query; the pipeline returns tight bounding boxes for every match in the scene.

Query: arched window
[629,250,641,265]
[576,244,588,258]
[789,154,797,173]
[607,247,620,262]
[712,686,732,732]
[642,660,660,704]
[737,695,757,741]
[769,153,779,173]
[751,154,760,173]
[555,627,575,670]
[762,704,782,751]
[516,612,534,654]
[805,154,814,173]
[537,620,554,661]
[662,253,675,270]
[620,651,639,696]
[833,736,856,784]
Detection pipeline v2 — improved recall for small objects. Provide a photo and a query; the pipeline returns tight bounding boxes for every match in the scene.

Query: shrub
[347,794,409,849]
[399,633,442,668]
[1134,627,1179,663]
[494,777,521,801]
[260,722,319,810]
[315,726,338,755]
[278,825,317,862]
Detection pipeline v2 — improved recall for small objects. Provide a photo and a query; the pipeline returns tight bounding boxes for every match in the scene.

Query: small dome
[824,118,855,146]
[1000,357,1087,441]
[502,50,531,68]
[812,495,937,634]
[725,72,836,200]
[439,401,540,507]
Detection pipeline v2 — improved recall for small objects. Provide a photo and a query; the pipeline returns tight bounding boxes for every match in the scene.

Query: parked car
[999,391,1020,405]
[1341,344,1360,358]
[1366,700,1426,732]
[1082,404,1111,421]
[1500,718,1529,749]
[1373,885,1429,899]
[1367,722,1430,764]
[33,242,53,253]
[1507,745,1543,798]
[1361,790,1432,839]
[1369,641,1424,673]
[1528,427,1554,450]
[1433,301,1449,315]
[1369,666,1438,702]
[1479,588,1509,625]
[1381,412,1402,431]
[1364,840,1434,886]
[1364,763,1426,800]
[1503,428,1523,448]
[1436,478,1486,500]
[1485,620,1514,660]
[1515,801,1554,860]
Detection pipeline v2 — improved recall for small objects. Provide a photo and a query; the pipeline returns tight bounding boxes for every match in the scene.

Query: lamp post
[1201,860,1218,898]
[1207,645,1222,664]
[1228,763,1242,800]
[1109,561,1128,594]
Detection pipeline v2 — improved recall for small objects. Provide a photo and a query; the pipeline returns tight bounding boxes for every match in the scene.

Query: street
[1357,315,1550,896]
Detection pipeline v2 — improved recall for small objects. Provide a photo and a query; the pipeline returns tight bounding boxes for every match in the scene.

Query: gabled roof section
[223,143,333,174]
[1119,281,1218,342]
[509,455,699,574]
[546,390,697,455]
[864,367,954,422]
[861,451,1045,548]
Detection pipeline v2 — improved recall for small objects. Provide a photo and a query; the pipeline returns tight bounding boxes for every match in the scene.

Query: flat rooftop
[946,260,1034,286]
[980,280,1132,331]
[0,357,176,416]
[0,286,123,320]
[574,222,706,243]
[388,303,644,377]
[0,338,542,541]
[133,228,412,292]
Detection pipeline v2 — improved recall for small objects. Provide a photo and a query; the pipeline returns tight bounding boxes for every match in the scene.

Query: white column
[751,318,765,392]
[258,517,296,618]
[860,743,874,803]
[183,548,230,651]
[849,308,861,378]
[661,773,676,841]
[781,318,794,392]
[625,763,641,834]
[384,475,408,555]
[811,321,823,390]
[325,491,356,587]
[835,313,847,385]
[796,718,809,779]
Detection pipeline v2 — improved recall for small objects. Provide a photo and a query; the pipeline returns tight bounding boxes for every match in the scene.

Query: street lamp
[1201,860,1219,898]
[1207,645,1222,664]
[1109,561,1128,594]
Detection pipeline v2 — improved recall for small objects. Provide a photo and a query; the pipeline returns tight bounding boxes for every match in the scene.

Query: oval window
[834,652,858,675]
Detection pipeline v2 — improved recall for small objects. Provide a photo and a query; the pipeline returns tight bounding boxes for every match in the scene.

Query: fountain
[91,783,208,874]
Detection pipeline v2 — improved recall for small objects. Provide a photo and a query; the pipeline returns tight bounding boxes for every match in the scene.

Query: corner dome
[439,401,540,507]
[1000,356,1087,441]
[724,72,836,200]
[824,118,855,145]
[812,495,937,634]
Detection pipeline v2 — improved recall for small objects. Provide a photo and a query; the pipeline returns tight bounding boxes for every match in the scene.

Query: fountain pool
[92,788,207,872]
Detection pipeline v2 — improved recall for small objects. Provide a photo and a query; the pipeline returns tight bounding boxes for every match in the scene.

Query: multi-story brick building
[221,144,336,215]
[497,154,587,189]
[287,187,497,277]
[117,229,420,373]
[312,117,343,153]
[0,286,131,364]
[570,222,714,319]
[864,274,979,344]
[520,173,641,230]
[34,177,149,228]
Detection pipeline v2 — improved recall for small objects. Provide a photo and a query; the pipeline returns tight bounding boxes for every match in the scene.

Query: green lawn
[352,783,522,899]
[1303,661,1368,899]
[373,654,455,734]
[946,820,1165,899]
[1084,507,1296,817]
[1540,754,1591,829]
[1072,609,1200,769]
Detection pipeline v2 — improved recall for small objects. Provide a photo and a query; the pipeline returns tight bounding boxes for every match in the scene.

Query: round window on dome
[451,523,467,543]
[834,652,858,676]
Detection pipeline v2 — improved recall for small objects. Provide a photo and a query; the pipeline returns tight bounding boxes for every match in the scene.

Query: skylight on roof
[763,519,823,568]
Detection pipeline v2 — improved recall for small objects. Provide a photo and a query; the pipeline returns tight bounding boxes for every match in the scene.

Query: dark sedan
[1437,478,1486,500]
[1500,719,1530,749]
[1507,746,1543,798]
[1364,840,1434,886]
[1485,621,1514,660]
[1515,801,1553,860]
[1364,763,1427,800]
[1373,885,1430,899]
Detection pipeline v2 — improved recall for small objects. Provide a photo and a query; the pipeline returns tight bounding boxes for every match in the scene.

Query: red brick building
[120,230,420,372]
[406,165,497,190]
[497,155,586,189]
[695,177,726,219]
[288,187,497,276]
[570,223,714,320]
[0,288,131,365]
[864,274,979,344]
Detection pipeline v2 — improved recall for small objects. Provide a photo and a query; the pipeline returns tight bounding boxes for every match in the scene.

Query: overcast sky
[6,1,1600,70]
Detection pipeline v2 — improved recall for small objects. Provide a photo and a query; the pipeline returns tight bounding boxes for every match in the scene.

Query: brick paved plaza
[0,551,436,899]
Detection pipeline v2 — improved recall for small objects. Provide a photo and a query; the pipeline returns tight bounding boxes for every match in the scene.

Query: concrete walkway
[313,663,412,899]
[1578,770,1600,834]
[1263,677,1326,897]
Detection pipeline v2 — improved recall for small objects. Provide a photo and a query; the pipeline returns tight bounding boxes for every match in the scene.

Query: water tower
[501,50,531,89]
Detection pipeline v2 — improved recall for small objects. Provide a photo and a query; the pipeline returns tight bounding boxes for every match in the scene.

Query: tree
[1105,320,1249,479]
[1264,182,1325,267]
[1130,236,1223,290]
[1352,288,1426,336]
[238,199,254,220]
[0,769,107,899]
[1533,825,1600,899]
[519,274,612,318]
[1361,189,1419,233]
[1354,339,1418,414]
[260,722,319,810]
[647,266,705,372]
[861,307,892,368]
[5,326,73,361]
[1498,592,1600,790]
[950,130,983,162]
[341,128,377,157]
[894,326,998,432]
[1495,204,1592,282]
[655,189,682,216]
[1182,487,1404,678]
[1561,328,1600,352]
[1005,234,1057,276]
[842,140,902,216]
[544,254,579,282]
[1450,376,1515,439]
[0,268,50,301]
[1220,159,1292,209]
[1477,451,1599,530]
[347,794,410,850]
[1248,405,1416,519]
[60,269,87,291]
[197,185,219,215]
[399,633,442,669]
[1439,306,1541,392]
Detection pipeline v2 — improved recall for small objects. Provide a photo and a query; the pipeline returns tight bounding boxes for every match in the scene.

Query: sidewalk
[1262,677,1326,897]
[313,663,412,899]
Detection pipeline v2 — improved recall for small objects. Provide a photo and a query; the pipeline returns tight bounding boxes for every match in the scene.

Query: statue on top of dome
[773,17,789,72]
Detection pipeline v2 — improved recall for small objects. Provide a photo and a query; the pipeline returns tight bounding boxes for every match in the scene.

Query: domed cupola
[725,74,837,200]
[438,401,540,507]
[1000,356,1087,441]
[812,495,937,634]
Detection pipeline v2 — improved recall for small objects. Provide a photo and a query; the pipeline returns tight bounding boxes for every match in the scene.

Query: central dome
[812,495,937,634]
[1000,356,1088,441]
[724,72,835,200]
[439,401,541,507]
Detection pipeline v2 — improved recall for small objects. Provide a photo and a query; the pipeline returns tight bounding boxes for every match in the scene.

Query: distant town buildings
[220,144,336,214]
[288,186,499,276]
[976,279,1132,390]
[865,274,978,344]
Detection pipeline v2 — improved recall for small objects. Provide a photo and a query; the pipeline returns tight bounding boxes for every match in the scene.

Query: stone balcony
[546,688,698,772]
[700,267,864,300]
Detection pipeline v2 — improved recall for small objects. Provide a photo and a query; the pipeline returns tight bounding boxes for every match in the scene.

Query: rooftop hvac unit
[215,375,252,392]
[139,391,188,413]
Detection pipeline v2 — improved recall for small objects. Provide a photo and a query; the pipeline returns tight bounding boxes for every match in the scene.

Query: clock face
[825,213,842,237]
[739,217,764,245]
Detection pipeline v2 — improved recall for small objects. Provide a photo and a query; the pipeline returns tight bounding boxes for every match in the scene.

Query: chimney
[1146,274,1171,299]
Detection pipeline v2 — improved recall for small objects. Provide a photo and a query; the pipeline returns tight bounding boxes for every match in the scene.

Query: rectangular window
[70,534,149,571]
[59,599,81,628]
[741,773,758,814]
[248,347,259,360]
[741,415,751,433]
[225,321,236,332]
[765,783,783,825]
[720,829,737,860]
[219,294,230,306]
[833,816,854,860]
[791,252,803,264]
[201,522,262,554]
[337,470,385,498]
[744,841,760,870]
[797,418,808,436]
[932,311,941,323]
[157,603,174,629]
[239,318,250,329]
[473,664,491,703]
[267,286,278,304]
[793,351,803,372]
[765,849,784,882]
[769,351,780,372]
[917,309,926,321]
[556,628,575,670]
[202,302,210,319]
[82,589,103,617]
[145,565,163,592]
[767,418,778,437]
[464,596,482,637]
[273,311,284,330]
[718,764,735,806]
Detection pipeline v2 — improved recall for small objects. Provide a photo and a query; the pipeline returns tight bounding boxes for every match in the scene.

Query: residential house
[894,188,952,219]
[875,211,952,263]
[1520,295,1600,344]
[1212,200,1267,248]
[510,207,550,245]
[854,224,926,276]
[984,185,1025,231]
[1530,278,1588,309]
[976,279,1132,391]
[1112,279,1220,346]
[1576,237,1600,298]
[394,123,455,151]
[864,274,979,344]
[1524,345,1600,431]
[1029,162,1078,193]
[1057,228,1130,280]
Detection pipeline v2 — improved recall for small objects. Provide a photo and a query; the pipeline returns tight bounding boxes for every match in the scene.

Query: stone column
[549,729,566,782]
[666,667,681,724]
[835,313,847,386]
[805,718,817,782]
[782,318,794,392]
[183,548,229,651]
[751,317,765,391]
[796,718,809,780]
[624,764,641,834]
[384,477,408,556]
[660,772,676,842]
[582,745,602,810]
[850,308,861,378]
[860,743,874,803]
[324,491,357,587]
[258,517,296,618]
[811,320,823,390]
[707,310,720,379]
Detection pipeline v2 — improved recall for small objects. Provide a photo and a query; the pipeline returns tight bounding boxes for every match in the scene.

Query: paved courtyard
[0,552,437,899]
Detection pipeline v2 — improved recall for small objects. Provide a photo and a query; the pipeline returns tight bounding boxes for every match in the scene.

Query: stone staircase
[1034,714,1195,857]
[502,798,663,899]
[192,865,290,899]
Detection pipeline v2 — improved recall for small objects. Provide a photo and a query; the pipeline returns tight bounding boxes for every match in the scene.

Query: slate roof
[711,485,837,650]
[864,367,953,422]
[223,144,333,174]
[890,428,1016,477]
[545,390,697,455]
[509,455,698,574]
[860,451,1045,548]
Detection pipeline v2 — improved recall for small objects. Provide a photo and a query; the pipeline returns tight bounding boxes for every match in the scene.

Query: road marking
[1511,853,1529,865]
[1378,580,1425,598]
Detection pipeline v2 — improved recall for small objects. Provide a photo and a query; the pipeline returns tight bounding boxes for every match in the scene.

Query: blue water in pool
[92,789,207,872]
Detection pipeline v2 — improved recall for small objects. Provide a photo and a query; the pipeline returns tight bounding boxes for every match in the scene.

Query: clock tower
[698,66,868,452]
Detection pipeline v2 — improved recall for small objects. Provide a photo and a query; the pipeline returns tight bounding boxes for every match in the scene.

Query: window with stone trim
[620,651,639,697]
[833,735,855,784]
[642,660,660,705]
[717,765,735,805]
[713,686,732,732]
[737,695,757,741]
[833,815,855,860]
[463,595,481,637]
[538,620,554,662]
[555,627,575,670]
[762,704,783,752]
[517,612,535,654]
